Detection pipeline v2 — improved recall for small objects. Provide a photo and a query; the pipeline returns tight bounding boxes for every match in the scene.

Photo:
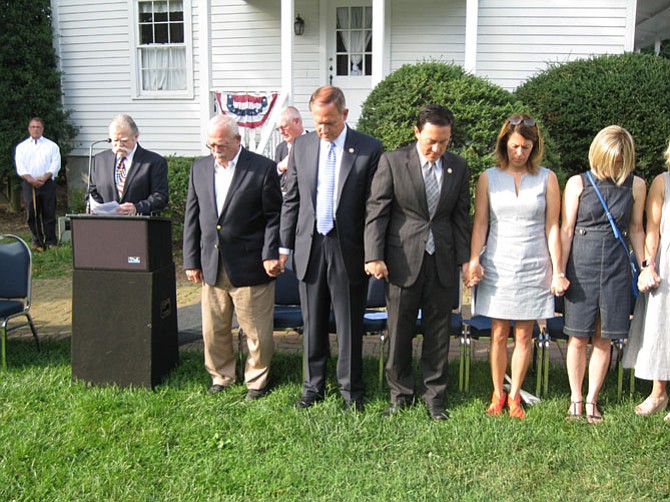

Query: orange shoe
[486,391,507,415]
[508,394,526,419]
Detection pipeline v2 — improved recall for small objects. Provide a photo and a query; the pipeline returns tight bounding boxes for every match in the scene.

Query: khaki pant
[201,265,275,390]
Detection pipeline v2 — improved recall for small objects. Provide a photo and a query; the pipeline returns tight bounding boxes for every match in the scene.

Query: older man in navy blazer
[279,86,383,411]
[183,114,282,399]
[88,113,168,215]
[365,104,470,420]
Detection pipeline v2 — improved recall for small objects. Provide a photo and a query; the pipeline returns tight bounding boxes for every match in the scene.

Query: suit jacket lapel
[436,151,455,211]
[305,134,320,210]
[203,157,218,220]
[407,146,430,216]
[336,128,357,205]
[120,145,143,201]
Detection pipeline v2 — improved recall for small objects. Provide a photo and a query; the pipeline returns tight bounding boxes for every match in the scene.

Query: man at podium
[88,114,169,215]
[183,114,282,400]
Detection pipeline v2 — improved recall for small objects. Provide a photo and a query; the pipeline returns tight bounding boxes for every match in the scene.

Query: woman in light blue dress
[469,114,568,419]
[623,140,670,422]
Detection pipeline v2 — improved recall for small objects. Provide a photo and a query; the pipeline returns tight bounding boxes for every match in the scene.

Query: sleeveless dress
[474,166,554,320]
[623,172,670,380]
[563,172,634,339]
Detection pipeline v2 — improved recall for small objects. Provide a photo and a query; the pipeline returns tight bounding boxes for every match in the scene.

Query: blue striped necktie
[316,142,336,235]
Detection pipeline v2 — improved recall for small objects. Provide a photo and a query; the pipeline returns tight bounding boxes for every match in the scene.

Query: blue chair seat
[0,301,25,318]
[273,306,303,330]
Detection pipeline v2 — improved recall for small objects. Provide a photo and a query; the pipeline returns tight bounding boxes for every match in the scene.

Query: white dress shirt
[214,146,241,216]
[15,136,61,178]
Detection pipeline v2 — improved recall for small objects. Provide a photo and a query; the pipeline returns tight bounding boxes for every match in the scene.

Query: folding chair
[363,277,387,388]
[236,267,304,380]
[458,285,492,392]
[0,234,40,369]
[545,295,634,400]
[328,276,388,387]
[273,267,304,333]
[534,319,550,397]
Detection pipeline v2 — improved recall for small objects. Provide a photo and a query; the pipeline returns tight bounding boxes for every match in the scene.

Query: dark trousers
[299,230,366,402]
[22,178,57,246]
[385,252,454,407]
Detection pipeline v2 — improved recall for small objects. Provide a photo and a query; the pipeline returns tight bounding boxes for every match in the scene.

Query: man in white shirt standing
[15,117,61,250]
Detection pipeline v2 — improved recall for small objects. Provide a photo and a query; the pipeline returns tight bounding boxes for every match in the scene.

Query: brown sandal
[586,402,603,424]
[566,400,583,420]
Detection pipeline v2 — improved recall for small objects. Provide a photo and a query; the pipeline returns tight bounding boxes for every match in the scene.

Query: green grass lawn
[0,339,667,501]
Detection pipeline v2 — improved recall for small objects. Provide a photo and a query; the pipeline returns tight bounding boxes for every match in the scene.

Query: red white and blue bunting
[215,92,278,129]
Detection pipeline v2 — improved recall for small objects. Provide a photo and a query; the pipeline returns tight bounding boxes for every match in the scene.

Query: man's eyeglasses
[206,142,233,150]
[508,117,536,127]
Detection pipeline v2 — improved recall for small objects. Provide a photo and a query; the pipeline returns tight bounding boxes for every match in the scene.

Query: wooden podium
[70,215,179,388]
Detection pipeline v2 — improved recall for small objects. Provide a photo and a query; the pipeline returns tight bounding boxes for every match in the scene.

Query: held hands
[551,274,570,297]
[638,265,661,293]
[185,269,204,284]
[263,258,284,277]
[365,260,388,280]
[466,259,484,288]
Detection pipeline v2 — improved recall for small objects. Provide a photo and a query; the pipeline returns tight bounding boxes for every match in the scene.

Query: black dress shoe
[207,384,229,394]
[246,385,271,401]
[428,405,450,421]
[344,400,365,412]
[383,400,411,416]
[295,394,324,409]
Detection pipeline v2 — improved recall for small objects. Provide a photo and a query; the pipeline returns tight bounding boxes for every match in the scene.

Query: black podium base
[71,264,179,388]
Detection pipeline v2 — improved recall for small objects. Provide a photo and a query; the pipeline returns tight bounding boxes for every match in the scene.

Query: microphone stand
[86,138,111,212]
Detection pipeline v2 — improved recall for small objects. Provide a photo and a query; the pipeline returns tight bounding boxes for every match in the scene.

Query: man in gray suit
[279,86,383,411]
[365,104,470,420]
[183,114,282,399]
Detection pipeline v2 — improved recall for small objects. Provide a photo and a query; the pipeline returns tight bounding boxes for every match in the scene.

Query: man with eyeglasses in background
[274,106,305,194]
[88,113,168,215]
[183,114,282,399]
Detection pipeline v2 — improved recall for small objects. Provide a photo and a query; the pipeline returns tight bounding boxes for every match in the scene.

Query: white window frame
[129,0,194,99]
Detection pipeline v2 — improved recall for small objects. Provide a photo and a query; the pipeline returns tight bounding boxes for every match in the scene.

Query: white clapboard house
[51,0,670,175]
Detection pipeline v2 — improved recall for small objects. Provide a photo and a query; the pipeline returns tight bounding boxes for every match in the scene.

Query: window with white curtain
[336,6,372,76]
[135,0,191,95]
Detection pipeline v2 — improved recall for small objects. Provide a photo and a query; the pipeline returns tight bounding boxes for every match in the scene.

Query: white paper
[89,198,120,215]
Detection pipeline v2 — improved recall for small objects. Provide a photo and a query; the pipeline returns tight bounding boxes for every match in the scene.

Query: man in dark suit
[88,113,168,215]
[279,86,383,411]
[183,114,282,399]
[365,104,470,420]
[275,106,305,184]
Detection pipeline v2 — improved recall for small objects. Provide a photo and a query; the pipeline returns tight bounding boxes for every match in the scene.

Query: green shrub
[515,53,670,183]
[358,61,563,188]
[165,156,197,245]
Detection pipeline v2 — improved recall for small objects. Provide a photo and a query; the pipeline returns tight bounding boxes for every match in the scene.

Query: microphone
[86,138,112,212]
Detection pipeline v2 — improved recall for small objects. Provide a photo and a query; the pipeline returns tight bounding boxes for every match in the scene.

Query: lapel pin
[348,147,355,154]
[447,168,453,174]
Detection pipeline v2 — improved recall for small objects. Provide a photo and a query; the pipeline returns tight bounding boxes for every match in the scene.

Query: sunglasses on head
[509,117,536,127]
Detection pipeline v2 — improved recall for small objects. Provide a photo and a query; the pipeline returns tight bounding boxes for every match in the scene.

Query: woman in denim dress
[560,126,646,423]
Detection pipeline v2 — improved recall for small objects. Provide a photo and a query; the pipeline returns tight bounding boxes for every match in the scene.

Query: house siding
[389,0,467,70]
[476,0,630,89]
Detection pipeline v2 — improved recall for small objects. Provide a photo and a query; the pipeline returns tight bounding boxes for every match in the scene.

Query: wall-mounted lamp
[294,15,305,36]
